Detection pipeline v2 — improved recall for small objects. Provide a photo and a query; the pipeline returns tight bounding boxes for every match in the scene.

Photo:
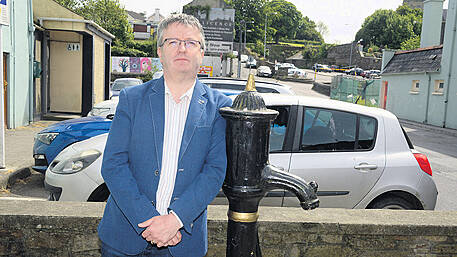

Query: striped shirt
[155,81,195,223]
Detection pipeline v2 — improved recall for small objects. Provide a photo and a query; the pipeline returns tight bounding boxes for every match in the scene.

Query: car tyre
[369,196,416,210]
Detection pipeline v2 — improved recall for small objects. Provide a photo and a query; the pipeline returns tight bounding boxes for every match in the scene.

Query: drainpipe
[425,72,431,124]
[10,0,15,128]
[28,0,34,123]
[443,5,457,128]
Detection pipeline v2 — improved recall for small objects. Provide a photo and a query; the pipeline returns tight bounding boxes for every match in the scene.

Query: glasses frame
[160,38,203,50]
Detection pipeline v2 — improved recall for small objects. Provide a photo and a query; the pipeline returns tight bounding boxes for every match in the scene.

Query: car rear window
[299,107,377,152]
[401,126,414,149]
[112,80,141,91]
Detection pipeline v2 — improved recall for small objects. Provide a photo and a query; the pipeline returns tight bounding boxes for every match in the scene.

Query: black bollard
[219,74,320,257]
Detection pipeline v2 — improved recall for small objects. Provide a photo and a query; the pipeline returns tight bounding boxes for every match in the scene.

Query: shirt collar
[164,80,196,101]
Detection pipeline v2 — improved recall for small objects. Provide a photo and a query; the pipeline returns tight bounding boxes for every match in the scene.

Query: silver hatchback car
[46,94,437,210]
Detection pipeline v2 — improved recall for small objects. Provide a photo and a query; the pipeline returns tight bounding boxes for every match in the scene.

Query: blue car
[32,116,112,174]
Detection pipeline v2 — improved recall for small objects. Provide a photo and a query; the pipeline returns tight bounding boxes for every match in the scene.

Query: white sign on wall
[67,43,81,52]
[0,0,8,26]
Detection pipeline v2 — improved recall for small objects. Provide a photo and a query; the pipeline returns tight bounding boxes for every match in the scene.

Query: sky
[119,0,449,44]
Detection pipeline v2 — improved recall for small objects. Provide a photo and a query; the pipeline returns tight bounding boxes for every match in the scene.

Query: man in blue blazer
[98,14,232,256]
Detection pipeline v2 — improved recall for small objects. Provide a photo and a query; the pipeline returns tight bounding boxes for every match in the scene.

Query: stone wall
[326,43,382,70]
[1,200,457,256]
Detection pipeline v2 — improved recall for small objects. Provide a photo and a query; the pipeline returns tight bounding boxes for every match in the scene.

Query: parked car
[32,116,111,174]
[87,98,118,118]
[109,78,143,98]
[368,69,381,78]
[314,64,332,72]
[240,54,248,63]
[245,56,257,68]
[346,68,364,76]
[199,77,294,95]
[287,68,307,78]
[256,66,272,77]
[45,94,437,211]
[279,63,296,69]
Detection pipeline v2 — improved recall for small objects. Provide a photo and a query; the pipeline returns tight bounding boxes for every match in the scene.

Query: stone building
[326,43,382,70]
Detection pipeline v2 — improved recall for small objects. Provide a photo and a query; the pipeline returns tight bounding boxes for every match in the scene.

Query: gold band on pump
[228,210,259,223]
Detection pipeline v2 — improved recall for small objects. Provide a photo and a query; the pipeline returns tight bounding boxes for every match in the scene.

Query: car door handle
[354,163,378,170]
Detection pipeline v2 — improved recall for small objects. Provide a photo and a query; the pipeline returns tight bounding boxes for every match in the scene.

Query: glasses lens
[186,40,200,49]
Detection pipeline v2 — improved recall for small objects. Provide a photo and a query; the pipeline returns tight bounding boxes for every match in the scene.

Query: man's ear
[157,47,162,59]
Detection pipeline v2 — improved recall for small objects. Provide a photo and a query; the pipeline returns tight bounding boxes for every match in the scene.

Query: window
[269,106,290,152]
[299,107,377,152]
[411,80,420,92]
[434,80,444,94]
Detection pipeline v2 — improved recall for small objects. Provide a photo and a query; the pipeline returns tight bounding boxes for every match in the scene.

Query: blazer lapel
[148,77,165,169]
[179,81,207,161]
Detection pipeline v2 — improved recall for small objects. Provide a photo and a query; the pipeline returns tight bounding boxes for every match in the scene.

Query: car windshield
[112,80,141,91]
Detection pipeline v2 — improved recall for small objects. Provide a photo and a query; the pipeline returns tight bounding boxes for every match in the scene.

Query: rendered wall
[3,0,33,128]
[33,0,84,22]
[1,200,457,257]
[441,0,457,129]
[49,31,82,113]
[384,74,429,123]
[93,36,105,105]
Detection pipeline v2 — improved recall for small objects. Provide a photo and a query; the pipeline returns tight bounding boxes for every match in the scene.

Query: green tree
[225,0,267,44]
[296,17,323,42]
[401,35,421,50]
[355,5,422,49]
[265,0,303,43]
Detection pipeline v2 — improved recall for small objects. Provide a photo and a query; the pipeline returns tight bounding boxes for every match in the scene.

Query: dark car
[346,68,364,76]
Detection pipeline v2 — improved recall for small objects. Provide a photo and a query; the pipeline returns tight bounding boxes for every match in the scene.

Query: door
[49,40,82,113]
[283,106,385,208]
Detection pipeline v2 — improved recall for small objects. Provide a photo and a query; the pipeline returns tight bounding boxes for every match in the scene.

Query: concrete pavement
[0,121,57,189]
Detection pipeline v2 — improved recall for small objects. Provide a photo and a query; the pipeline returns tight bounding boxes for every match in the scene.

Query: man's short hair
[157,13,206,51]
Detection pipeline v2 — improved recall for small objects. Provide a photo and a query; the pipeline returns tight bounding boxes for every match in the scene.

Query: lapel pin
[198,99,205,104]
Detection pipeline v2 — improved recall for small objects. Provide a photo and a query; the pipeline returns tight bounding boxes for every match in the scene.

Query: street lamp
[244,21,254,52]
[264,12,277,59]
[237,20,254,79]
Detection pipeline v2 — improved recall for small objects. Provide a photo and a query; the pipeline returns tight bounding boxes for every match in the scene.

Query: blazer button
[154,170,159,176]
[178,168,184,172]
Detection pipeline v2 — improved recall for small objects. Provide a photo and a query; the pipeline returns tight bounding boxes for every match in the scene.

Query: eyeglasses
[160,38,203,50]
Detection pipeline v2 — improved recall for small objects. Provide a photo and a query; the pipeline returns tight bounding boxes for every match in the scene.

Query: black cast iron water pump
[219,74,319,257]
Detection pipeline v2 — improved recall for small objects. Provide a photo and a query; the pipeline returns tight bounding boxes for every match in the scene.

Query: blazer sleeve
[168,95,232,233]
[101,89,160,235]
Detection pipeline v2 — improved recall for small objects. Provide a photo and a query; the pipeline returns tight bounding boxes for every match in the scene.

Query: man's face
[157,23,204,76]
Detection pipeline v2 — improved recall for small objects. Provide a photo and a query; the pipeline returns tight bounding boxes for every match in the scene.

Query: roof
[126,10,146,22]
[382,45,442,75]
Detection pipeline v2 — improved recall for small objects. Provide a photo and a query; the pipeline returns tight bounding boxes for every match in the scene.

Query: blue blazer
[98,77,232,256]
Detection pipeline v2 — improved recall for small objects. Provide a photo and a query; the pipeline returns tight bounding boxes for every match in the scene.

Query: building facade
[382,0,457,129]
[33,0,114,119]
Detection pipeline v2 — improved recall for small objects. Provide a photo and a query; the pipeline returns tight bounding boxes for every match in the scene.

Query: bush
[111,46,147,57]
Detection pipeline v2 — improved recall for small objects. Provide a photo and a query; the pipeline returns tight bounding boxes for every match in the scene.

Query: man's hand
[165,231,182,246]
[138,214,182,247]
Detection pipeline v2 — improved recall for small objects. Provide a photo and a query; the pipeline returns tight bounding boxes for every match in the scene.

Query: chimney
[420,0,444,47]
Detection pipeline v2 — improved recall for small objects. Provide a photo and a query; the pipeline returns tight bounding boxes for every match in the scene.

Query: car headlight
[88,107,111,117]
[50,149,101,174]
[35,132,59,145]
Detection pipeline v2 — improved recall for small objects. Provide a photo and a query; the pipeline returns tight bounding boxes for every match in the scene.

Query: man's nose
[177,41,187,52]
